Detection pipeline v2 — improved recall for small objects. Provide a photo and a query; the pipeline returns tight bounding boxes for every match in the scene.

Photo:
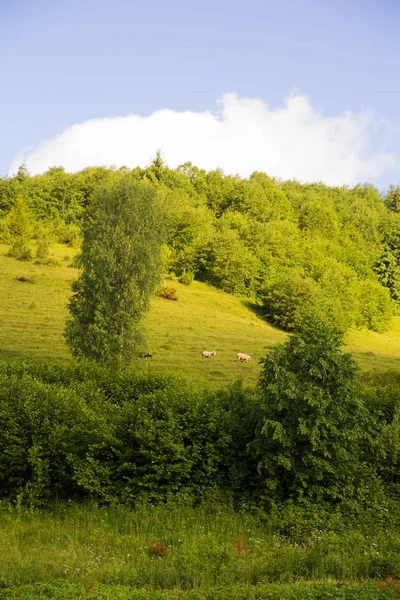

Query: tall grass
[1,501,400,591]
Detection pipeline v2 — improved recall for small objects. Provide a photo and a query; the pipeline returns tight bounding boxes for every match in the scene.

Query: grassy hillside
[1,243,400,388]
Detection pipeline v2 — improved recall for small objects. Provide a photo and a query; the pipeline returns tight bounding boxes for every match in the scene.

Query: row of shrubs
[0,354,400,511]
[0,360,254,506]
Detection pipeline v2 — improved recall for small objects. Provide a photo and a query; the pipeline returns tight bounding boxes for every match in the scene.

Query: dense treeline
[1,161,400,333]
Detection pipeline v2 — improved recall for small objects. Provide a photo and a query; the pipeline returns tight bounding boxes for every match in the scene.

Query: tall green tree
[251,317,375,503]
[64,178,164,363]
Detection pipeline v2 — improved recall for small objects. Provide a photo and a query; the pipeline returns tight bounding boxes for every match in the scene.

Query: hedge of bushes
[1,319,400,509]
[0,360,256,506]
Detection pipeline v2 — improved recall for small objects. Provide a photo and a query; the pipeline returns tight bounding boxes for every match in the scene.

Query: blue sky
[1,0,400,188]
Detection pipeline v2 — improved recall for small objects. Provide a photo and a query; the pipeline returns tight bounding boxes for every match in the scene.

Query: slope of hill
[1,243,400,388]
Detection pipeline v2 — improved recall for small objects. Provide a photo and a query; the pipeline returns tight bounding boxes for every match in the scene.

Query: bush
[35,257,61,267]
[7,238,32,261]
[156,285,178,300]
[35,237,50,259]
[260,270,322,331]
[0,359,393,511]
[114,382,251,503]
[178,270,194,285]
[0,362,255,505]
[0,371,117,504]
[52,218,81,246]
[251,316,378,504]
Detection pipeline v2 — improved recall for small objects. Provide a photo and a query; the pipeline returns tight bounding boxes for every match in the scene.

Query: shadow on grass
[241,299,286,333]
[0,348,34,362]
[241,299,265,320]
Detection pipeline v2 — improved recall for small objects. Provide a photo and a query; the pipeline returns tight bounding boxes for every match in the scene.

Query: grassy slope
[1,243,400,388]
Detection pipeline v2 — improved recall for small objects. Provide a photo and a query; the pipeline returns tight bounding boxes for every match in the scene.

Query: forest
[1,160,400,599]
[1,157,400,335]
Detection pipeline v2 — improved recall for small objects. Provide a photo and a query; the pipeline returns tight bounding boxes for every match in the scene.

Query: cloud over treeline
[9,93,394,186]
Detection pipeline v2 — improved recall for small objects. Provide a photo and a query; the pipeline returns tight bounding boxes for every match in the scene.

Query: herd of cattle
[201,350,252,362]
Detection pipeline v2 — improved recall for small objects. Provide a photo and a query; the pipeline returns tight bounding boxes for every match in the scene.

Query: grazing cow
[236,353,251,363]
[202,350,216,359]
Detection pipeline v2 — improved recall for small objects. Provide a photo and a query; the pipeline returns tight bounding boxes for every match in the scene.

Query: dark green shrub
[0,373,117,504]
[114,383,241,503]
[0,362,257,505]
[251,317,378,504]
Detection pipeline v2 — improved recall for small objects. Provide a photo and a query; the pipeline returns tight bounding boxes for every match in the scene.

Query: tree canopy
[1,160,399,334]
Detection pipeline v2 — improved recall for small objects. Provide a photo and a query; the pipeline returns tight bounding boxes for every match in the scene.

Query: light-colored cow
[236,353,251,362]
[202,350,216,359]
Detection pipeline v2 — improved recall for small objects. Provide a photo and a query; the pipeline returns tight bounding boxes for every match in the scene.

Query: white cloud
[8,92,395,186]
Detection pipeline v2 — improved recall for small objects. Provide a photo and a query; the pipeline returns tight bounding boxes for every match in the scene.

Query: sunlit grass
[0,243,75,364]
[345,317,400,372]
[1,502,399,591]
[0,243,285,388]
[1,242,400,387]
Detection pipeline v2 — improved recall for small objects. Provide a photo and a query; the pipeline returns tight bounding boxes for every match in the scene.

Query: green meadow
[1,501,400,599]
[1,243,400,388]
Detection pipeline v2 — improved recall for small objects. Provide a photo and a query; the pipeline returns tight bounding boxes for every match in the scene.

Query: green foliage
[35,236,50,260]
[197,229,260,295]
[385,184,400,213]
[1,357,400,600]
[7,238,32,261]
[6,195,32,239]
[0,218,11,243]
[1,355,396,510]
[252,317,377,503]
[0,362,255,504]
[0,372,116,504]
[178,270,194,285]
[5,195,33,261]
[156,285,178,300]
[0,163,398,334]
[374,251,400,304]
[358,281,393,333]
[362,372,400,491]
[114,384,236,502]
[65,178,164,363]
[298,201,339,238]
[260,270,322,331]
[1,581,398,599]
[51,218,81,245]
